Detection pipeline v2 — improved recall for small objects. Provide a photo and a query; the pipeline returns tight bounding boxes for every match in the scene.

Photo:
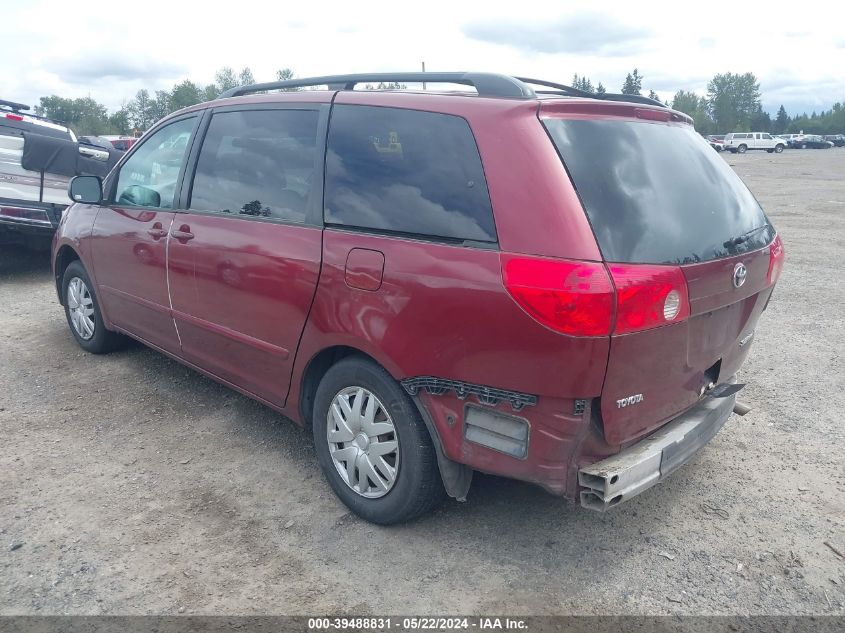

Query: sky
[2,0,844,117]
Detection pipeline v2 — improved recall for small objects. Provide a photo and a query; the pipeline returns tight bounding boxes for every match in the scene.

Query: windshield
[543,118,774,264]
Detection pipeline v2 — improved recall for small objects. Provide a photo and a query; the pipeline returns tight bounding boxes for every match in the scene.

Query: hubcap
[67,277,95,340]
[327,386,399,499]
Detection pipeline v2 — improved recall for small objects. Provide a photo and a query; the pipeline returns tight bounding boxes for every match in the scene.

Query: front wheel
[775,144,784,153]
[737,144,747,154]
[62,260,126,354]
[312,357,445,524]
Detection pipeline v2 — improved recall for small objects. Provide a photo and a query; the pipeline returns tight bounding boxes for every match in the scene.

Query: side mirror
[68,175,103,204]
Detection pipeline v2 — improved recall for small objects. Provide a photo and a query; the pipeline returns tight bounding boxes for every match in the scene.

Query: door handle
[147,223,168,240]
[171,224,194,242]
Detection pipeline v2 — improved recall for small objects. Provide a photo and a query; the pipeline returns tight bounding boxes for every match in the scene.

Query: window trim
[104,112,202,209]
[178,103,329,228]
[322,103,499,246]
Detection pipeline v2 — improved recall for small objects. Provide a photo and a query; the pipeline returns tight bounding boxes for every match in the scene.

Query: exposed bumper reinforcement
[579,384,737,511]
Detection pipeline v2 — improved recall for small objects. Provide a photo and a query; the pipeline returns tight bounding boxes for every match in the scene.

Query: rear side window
[189,109,319,223]
[325,105,496,243]
[544,118,772,264]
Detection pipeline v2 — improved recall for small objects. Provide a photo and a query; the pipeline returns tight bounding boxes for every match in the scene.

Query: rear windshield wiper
[724,224,770,248]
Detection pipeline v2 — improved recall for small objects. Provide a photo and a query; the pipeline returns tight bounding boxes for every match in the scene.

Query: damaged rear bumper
[578,384,737,511]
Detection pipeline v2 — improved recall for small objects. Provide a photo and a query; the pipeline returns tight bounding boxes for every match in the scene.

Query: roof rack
[217,73,668,108]
[515,78,666,108]
[218,72,536,99]
[0,99,31,112]
[514,77,593,98]
[594,93,667,107]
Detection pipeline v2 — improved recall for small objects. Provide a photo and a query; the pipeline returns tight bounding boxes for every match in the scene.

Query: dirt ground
[1,149,843,616]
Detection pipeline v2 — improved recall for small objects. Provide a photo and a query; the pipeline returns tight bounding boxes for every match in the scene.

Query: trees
[595,82,606,95]
[750,106,772,133]
[35,96,123,135]
[773,105,790,134]
[647,90,660,101]
[238,67,256,86]
[32,66,302,136]
[125,89,154,131]
[571,74,594,93]
[706,72,761,132]
[671,90,713,135]
[274,68,301,91]
[169,80,203,111]
[621,69,643,95]
[214,67,239,93]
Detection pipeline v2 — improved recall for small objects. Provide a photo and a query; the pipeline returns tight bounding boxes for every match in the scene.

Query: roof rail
[218,72,536,99]
[515,78,666,107]
[216,72,668,108]
[593,93,667,108]
[0,99,31,112]
[514,77,593,98]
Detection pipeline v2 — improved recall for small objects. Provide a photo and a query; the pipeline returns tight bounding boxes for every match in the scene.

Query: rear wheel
[766,149,774,153]
[62,260,126,354]
[737,144,747,154]
[312,357,445,524]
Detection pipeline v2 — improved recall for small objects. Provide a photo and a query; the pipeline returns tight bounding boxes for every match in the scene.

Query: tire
[312,356,445,524]
[737,144,747,154]
[775,144,784,153]
[62,260,126,354]
[766,149,774,153]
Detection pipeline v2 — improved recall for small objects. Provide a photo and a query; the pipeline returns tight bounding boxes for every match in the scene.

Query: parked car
[802,135,834,149]
[706,135,724,152]
[0,99,120,249]
[779,133,806,148]
[823,134,845,147]
[100,135,139,151]
[52,72,785,524]
[724,132,786,153]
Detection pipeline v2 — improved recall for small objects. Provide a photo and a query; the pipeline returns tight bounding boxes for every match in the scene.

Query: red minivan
[53,73,785,524]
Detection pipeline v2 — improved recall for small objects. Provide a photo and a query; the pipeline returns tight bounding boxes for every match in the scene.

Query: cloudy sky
[3,0,844,116]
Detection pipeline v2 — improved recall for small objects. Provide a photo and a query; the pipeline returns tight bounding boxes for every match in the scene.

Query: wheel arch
[298,345,374,427]
[296,343,471,500]
[54,244,81,304]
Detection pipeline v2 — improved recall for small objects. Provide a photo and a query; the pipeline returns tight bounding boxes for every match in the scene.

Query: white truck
[723,132,786,154]
[0,99,118,249]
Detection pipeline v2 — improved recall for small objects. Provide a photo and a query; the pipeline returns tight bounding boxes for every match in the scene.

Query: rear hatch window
[542,118,773,264]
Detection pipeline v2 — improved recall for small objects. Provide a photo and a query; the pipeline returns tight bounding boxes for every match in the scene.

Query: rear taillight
[607,264,690,335]
[501,254,614,337]
[767,234,785,285]
[501,256,691,337]
[5,113,24,121]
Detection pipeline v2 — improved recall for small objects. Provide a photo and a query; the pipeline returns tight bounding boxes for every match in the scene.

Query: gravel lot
[1,149,843,616]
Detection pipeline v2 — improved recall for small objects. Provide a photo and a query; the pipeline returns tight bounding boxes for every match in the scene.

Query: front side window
[189,109,320,223]
[114,117,196,208]
[763,134,772,139]
[324,105,496,243]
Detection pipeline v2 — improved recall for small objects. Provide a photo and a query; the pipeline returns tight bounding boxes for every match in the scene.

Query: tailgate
[540,104,782,446]
[600,247,774,444]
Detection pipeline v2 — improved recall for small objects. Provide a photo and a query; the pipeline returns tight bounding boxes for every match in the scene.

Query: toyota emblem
[733,263,747,288]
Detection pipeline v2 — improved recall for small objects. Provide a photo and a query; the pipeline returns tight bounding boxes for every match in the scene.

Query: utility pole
[422,61,426,90]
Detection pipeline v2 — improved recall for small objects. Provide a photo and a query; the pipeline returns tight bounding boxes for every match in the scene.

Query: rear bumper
[578,385,736,511]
